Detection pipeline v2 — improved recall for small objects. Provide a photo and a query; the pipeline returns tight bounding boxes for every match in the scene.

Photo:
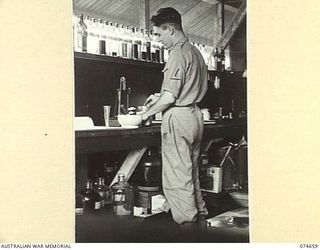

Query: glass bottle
[145,30,151,61]
[75,14,87,53]
[126,25,133,59]
[92,170,99,189]
[94,177,105,207]
[115,23,123,57]
[213,48,219,70]
[75,193,85,215]
[140,29,147,61]
[221,49,226,70]
[152,31,161,63]
[108,22,115,56]
[119,24,128,58]
[139,149,161,187]
[104,162,114,186]
[98,19,106,55]
[104,21,111,56]
[132,27,141,60]
[84,16,93,54]
[94,177,112,207]
[79,180,102,211]
[93,18,100,54]
[111,174,134,216]
[132,27,138,59]
[224,46,231,70]
[150,30,157,62]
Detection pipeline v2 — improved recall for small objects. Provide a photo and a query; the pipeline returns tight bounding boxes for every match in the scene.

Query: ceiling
[73,0,244,46]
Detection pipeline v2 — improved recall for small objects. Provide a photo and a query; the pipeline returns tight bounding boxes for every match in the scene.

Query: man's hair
[151,7,183,31]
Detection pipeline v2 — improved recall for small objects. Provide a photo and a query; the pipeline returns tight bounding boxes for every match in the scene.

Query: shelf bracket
[110,147,148,186]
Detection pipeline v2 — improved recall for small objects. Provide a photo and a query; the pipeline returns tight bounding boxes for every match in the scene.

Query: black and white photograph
[2,0,320,245]
[73,0,248,243]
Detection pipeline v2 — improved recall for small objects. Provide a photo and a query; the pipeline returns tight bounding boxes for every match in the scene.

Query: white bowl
[117,114,143,127]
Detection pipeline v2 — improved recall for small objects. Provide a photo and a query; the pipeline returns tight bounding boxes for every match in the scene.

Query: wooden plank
[110,147,148,186]
[216,0,246,49]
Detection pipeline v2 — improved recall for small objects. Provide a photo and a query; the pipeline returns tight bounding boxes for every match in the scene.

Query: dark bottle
[94,177,106,207]
[104,162,115,186]
[79,180,102,211]
[132,27,139,59]
[139,149,161,188]
[140,29,147,61]
[95,177,112,206]
[111,174,134,216]
[92,170,99,189]
[145,30,151,61]
[75,193,85,215]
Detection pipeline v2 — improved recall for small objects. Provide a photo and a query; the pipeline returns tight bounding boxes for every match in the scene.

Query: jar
[201,109,211,121]
[137,149,161,190]
[111,173,134,216]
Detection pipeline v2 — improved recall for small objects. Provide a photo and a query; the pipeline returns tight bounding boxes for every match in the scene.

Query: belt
[172,104,197,108]
[163,104,198,114]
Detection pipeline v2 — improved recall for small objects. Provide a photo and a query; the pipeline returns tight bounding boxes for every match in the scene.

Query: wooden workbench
[75,120,246,190]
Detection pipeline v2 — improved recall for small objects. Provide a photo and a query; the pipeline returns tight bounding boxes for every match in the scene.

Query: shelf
[74,51,165,69]
[75,120,245,153]
[208,70,244,76]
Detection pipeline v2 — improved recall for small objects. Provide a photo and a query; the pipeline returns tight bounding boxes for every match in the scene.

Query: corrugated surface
[73,0,141,27]
[73,0,243,46]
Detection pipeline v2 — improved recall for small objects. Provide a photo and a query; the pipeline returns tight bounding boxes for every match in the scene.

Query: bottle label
[114,193,125,202]
[114,205,131,215]
[75,208,84,215]
[105,166,113,172]
[94,201,102,210]
[202,158,209,165]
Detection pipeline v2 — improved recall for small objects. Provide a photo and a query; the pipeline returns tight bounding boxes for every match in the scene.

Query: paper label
[94,201,102,210]
[114,194,125,202]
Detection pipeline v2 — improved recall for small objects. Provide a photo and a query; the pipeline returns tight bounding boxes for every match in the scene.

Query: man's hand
[141,91,175,121]
[141,112,149,121]
[143,94,159,109]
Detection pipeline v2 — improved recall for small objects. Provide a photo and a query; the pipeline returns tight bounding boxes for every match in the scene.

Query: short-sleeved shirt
[161,37,208,106]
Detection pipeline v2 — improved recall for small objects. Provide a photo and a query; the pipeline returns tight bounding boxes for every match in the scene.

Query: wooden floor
[76,192,249,243]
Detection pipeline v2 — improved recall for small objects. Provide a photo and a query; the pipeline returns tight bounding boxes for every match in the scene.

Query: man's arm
[142,91,176,120]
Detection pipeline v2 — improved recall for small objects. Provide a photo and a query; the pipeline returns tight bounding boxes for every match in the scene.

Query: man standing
[141,7,208,225]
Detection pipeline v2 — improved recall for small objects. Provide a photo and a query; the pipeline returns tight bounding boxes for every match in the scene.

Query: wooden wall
[74,57,247,124]
[74,57,163,125]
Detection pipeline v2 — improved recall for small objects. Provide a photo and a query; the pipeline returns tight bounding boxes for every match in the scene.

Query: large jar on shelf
[111,173,134,216]
[137,149,161,190]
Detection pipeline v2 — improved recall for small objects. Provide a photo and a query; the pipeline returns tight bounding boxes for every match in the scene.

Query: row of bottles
[76,173,134,216]
[72,13,168,63]
[72,13,227,68]
[76,148,162,216]
[207,47,232,71]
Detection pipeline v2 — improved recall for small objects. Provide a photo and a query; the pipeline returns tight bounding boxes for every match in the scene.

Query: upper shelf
[74,52,245,77]
[74,52,165,69]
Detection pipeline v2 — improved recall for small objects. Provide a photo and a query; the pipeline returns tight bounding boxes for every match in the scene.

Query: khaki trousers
[161,106,207,224]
